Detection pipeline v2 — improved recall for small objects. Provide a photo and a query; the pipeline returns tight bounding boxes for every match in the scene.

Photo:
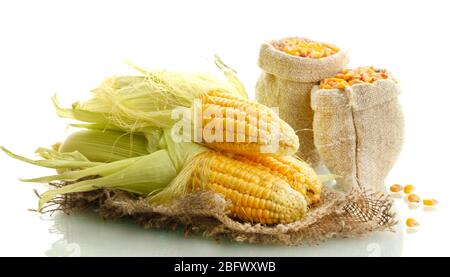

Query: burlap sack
[256,37,349,165]
[51,186,396,246]
[311,78,404,192]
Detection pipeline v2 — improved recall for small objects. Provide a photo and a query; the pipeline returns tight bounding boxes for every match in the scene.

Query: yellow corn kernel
[403,184,415,194]
[319,78,349,90]
[320,67,391,90]
[407,193,420,203]
[273,38,339,59]
[336,82,347,89]
[189,151,309,225]
[201,91,299,156]
[234,154,322,206]
[406,218,420,228]
[423,199,438,206]
[348,79,364,85]
[389,184,403,192]
[310,51,323,59]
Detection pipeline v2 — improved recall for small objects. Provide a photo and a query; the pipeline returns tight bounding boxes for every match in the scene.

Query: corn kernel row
[273,38,339,59]
[320,66,390,90]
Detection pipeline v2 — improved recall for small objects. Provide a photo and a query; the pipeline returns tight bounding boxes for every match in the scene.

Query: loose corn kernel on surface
[403,184,415,194]
[320,66,390,90]
[273,38,339,59]
[423,199,438,206]
[389,184,403,192]
[407,193,421,203]
[406,217,420,228]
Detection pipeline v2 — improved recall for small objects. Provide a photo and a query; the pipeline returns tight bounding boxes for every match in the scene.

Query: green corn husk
[34,150,178,208]
[59,129,151,163]
[67,123,164,154]
[1,128,206,210]
[53,56,247,134]
[2,57,243,208]
[1,147,102,169]
[2,126,333,211]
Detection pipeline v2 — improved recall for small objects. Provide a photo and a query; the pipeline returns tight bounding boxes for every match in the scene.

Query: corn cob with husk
[1,58,324,224]
[52,57,299,156]
[2,127,321,225]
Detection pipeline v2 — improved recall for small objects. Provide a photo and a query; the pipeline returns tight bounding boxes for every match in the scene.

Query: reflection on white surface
[44,211,403,257]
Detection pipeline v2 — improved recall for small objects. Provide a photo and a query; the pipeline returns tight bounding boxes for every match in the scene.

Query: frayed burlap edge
[46,185,397,246]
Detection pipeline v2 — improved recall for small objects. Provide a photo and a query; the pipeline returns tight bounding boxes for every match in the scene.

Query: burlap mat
[48,185,396,246]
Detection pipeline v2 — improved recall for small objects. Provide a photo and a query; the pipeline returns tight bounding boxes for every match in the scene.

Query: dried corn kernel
[406,218,420,227]
[319,66,391,90]
[407,194,420,203]
[403,184,415,194]
[273,38,339,59]
[389,184,403,192]
[423,199,438,206]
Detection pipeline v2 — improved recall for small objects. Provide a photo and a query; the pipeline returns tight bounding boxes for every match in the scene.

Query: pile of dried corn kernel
[273,38,339,59]
[389,184,438,229]
[320,66,390,90]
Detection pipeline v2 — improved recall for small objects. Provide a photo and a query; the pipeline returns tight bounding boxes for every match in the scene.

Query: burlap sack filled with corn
[311,69,404,192]
[256,37,349,165]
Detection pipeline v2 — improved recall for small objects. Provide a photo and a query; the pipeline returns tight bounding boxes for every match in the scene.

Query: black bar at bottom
[0,257,446,274]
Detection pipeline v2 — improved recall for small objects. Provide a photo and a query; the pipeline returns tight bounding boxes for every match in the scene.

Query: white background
[0,0,449,256]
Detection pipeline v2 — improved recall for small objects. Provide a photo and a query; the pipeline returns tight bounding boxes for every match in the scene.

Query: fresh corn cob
[200,91,299,156]
[52,57,300,156]
[233,154,322,206]
[3,127,311,225]
[189,151,308,224]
